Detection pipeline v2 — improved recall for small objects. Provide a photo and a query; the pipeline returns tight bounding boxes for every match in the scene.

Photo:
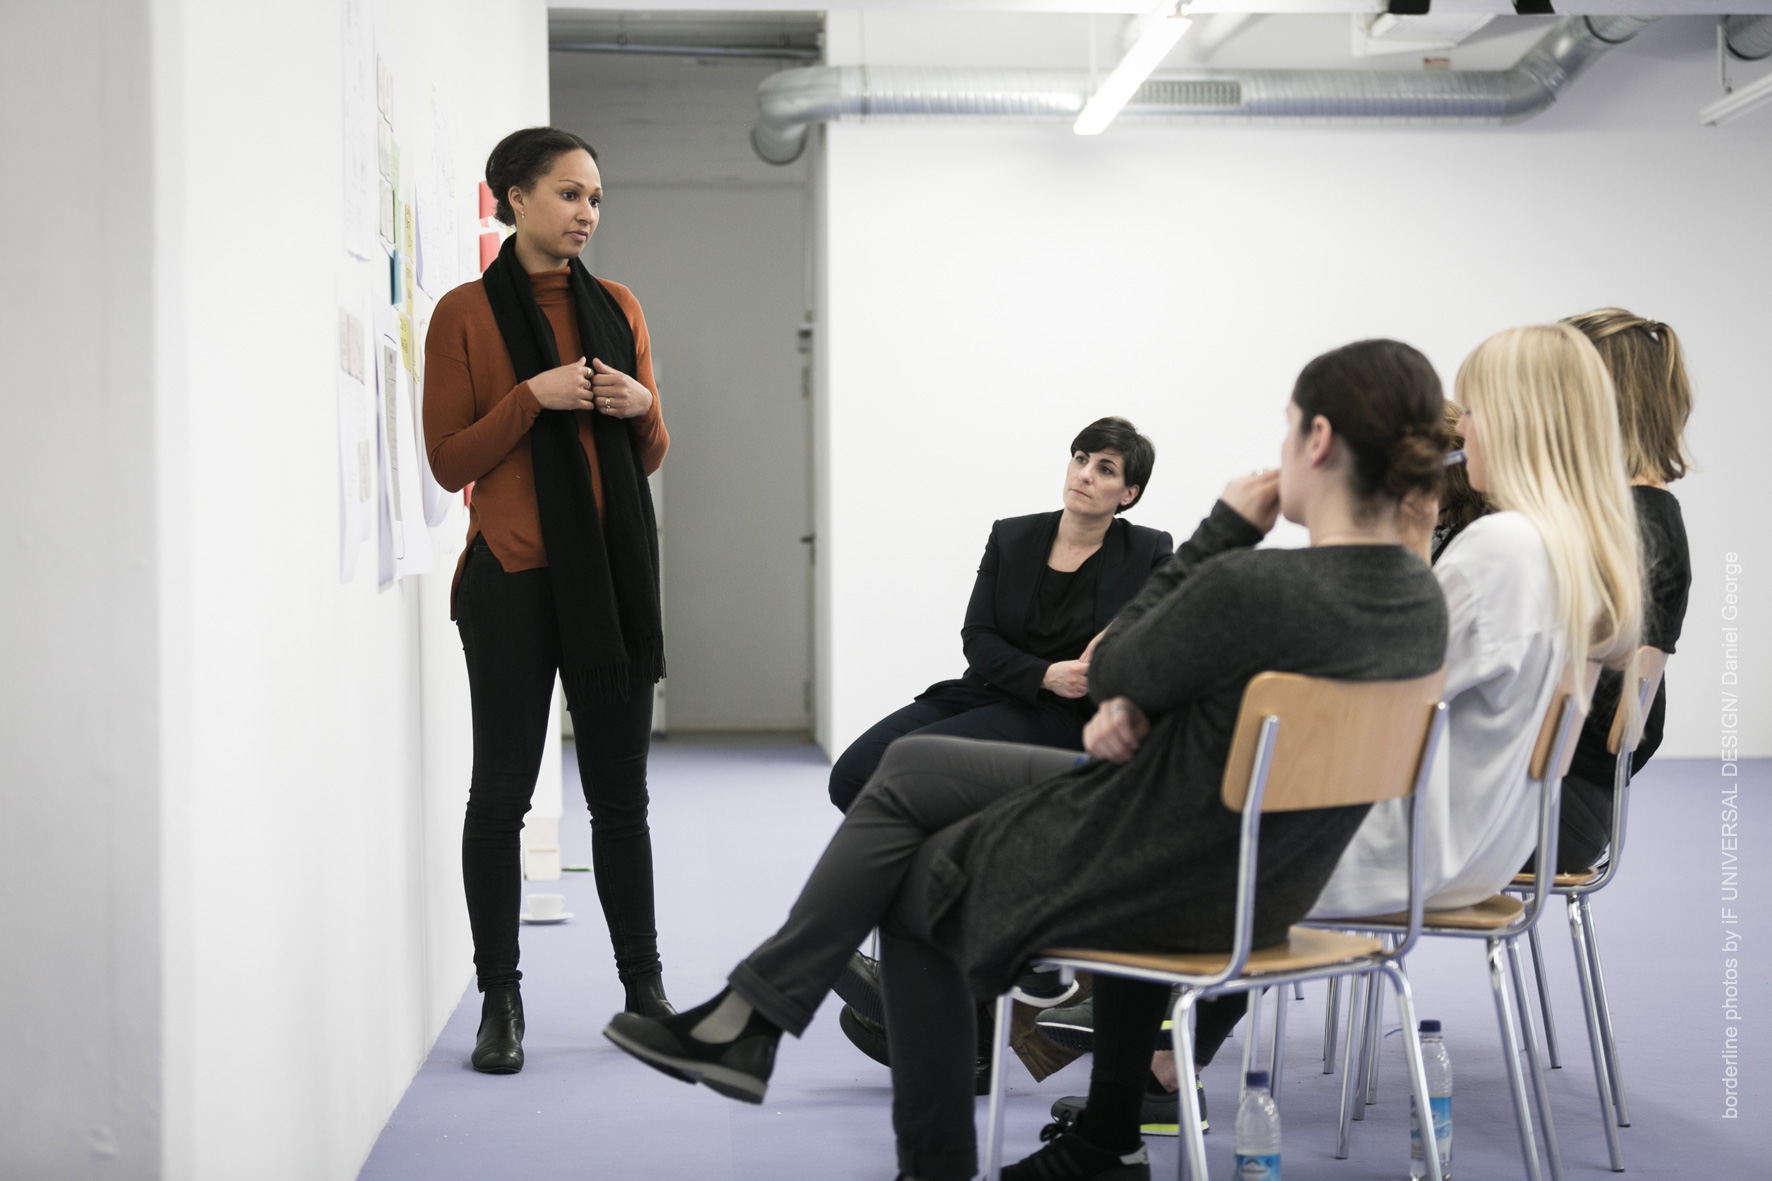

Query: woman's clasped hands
[528,355,653,419]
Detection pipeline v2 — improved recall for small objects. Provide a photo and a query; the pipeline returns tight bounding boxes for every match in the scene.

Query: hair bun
[1382,425,1450,500]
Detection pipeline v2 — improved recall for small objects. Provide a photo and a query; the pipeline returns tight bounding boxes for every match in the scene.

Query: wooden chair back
[1220,668,1448,813]
[1528,661,1600,781]
[1606,647,1670,756]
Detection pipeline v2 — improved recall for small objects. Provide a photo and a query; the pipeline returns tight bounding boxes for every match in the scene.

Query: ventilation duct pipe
[1726,14,1772,61]
[751,15,1654,165]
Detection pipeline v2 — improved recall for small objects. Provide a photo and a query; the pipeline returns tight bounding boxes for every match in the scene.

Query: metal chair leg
[1349,971,1379,1121]
[1335,972,1366,1158]
[981,994,1013,1181]
[1526,920,1563,1068]
[1172,990,1209,1181]
[1569,897,1626,1171]
[1362,964,1384,1107]
[1270,981,1289,1106]
[1323,976,1340,1072]
[1293,981,1305,1001]
[1488,939,1546,1181]
[1241,987,1263,1087]
[1509,938,1565,1181]
[1385,962,1445,1181]
[1581,899,1631,1127]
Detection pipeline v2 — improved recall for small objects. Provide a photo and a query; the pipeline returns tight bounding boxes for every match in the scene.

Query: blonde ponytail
[1455,325,1644,727]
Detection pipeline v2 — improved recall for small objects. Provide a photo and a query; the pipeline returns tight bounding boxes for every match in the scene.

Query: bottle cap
[1245,1070,1270,1088]
[1419,1019,1442,1033]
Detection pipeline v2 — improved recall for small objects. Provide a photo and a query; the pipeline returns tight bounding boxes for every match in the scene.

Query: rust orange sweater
[423,269,669,611]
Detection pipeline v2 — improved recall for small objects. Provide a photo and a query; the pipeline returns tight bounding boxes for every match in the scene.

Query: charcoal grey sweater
[924,501,1448,996]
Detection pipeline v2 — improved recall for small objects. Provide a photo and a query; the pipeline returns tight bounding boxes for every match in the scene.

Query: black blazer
[931,511,1174,705]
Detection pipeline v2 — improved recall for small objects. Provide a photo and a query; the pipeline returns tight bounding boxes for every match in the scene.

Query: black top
[924,503,1449,995]
[926,512,1174,705]
[1567,486,1691,785]
[1025,551,1105,664]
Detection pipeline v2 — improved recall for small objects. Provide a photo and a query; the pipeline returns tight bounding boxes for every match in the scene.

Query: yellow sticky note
[404,256,415,318]
[402,203,415,262]
[397,311,413,373]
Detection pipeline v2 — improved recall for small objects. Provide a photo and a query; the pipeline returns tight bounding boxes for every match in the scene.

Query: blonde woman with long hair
[1554,309,1693,872]
[1312,323,1643,917]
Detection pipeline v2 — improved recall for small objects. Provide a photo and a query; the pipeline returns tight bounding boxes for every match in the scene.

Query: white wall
[0,2,163,1175]
[0,2,542,1179]
[552,52,815,731]
[819,17,1772,760]
[155,4,547,1177]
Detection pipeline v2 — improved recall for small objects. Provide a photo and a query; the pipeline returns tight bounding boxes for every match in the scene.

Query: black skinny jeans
[457,539,659,991]
[827,681,1088,812]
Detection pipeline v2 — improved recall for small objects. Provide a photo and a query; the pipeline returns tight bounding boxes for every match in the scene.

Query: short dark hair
[1292,339,1448,505]
[1070,417,1155,512]
[484,127,598,226]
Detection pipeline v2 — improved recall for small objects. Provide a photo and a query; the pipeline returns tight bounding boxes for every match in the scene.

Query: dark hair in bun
[484,127,598,226]
[1292,339,1450,504]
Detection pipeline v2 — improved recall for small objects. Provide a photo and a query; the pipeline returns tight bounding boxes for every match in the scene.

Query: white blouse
[1308,511,1568,919]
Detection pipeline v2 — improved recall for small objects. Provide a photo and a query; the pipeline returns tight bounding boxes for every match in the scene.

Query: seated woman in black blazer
[827,417,1172,813]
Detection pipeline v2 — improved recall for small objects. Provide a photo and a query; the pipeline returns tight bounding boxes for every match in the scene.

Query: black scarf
[481,235,664,706]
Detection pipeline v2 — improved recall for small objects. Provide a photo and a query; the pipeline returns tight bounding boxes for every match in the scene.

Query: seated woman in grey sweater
[602,339,1451,1181]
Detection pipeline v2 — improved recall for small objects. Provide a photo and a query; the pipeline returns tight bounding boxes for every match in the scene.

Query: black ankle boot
[472,985,525,1074]
[623,971,676,1018]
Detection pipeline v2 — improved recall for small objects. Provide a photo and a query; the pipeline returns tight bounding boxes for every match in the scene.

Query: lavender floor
[358,749,1766,1180]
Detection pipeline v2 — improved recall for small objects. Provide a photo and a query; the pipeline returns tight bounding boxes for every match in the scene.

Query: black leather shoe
[604,991,780,1105]
[837,1002,996,1095]
[833,951,885,1025]
[839,1003,891,1067]
[623,971,676,1018]
[471,986,525,1074]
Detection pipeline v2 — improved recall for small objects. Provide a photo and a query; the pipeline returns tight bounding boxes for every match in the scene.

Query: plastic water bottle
[1409,1019,1454,1179]
[1234,1070,1281,1180]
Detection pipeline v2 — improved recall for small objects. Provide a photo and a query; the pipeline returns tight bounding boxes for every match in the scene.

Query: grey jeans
[729,735,1082,1181]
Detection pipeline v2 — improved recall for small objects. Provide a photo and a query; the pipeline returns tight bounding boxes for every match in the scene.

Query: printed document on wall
[411,303,453,527]
[340,0,377,261]
[417,86,461,298]
[374,309,434,588]
[337,302,373,580]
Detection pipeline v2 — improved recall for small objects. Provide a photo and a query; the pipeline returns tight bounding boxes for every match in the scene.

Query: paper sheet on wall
[374,313,434,588]
[336,303,373,581]
[409,300,453,527]
[340,0,377,260]
[417,87,461,297]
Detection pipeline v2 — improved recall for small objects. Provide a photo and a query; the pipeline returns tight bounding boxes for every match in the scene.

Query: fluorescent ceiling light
[1700,71,1772,126]
[1075,7,1194,136]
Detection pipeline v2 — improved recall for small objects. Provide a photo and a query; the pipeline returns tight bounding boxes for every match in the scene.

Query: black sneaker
[1002,1119,1151,1181]
[1049,1074,1207,1137]
[837,1003,996,1096]
[1035,995,1094,1053]
[1011,967,1083,1010]
[833,951,886,1025]
[603,992,780,1105]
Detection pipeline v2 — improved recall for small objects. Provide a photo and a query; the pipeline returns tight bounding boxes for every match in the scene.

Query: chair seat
[1511,869,1601,888]
[1045,926,1384,979]
[1348,893,1526,931]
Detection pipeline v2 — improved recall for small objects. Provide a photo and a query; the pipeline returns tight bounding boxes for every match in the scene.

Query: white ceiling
[548,2,1772,15]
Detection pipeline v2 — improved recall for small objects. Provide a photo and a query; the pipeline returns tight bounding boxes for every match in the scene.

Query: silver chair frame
[1307,689,1586,1181]
[1512,653,1665,1172]
[980,696,1450,1181]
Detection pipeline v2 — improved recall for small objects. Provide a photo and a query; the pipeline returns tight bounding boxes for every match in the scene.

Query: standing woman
[425,127,672,1074]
